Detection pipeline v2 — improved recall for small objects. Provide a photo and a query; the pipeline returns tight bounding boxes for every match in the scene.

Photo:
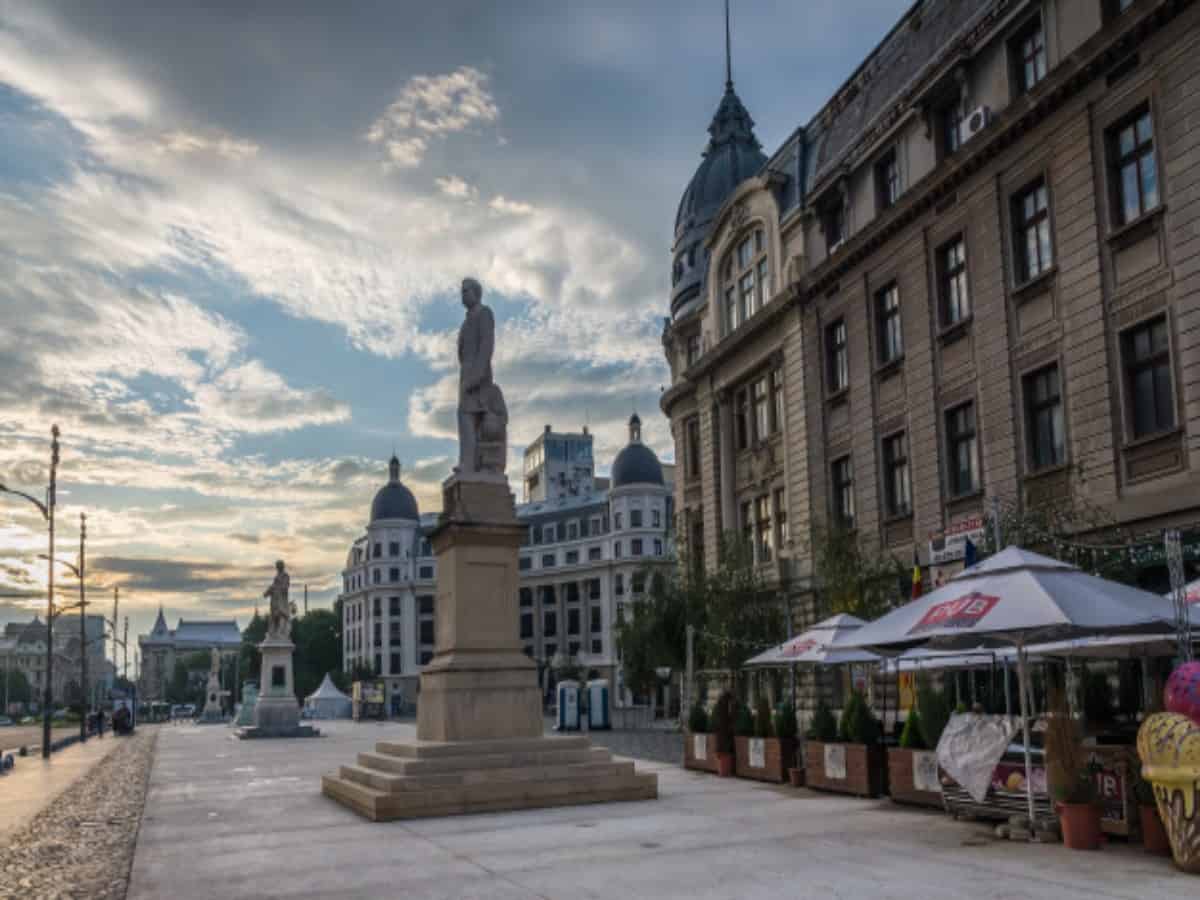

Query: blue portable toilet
[586,680,610,730]
[556,680,581,731]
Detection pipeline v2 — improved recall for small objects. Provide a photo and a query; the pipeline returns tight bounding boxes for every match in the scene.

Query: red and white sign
[928,516,987,565]
[908,592,1000,635]
[780,638,820,658]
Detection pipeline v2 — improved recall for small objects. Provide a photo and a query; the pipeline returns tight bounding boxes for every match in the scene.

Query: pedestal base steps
[321,735,657,821]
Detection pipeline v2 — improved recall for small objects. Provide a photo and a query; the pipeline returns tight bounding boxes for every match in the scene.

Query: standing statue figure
[456,277,507,477]
[210,646,220,676]
[263,560,293,640]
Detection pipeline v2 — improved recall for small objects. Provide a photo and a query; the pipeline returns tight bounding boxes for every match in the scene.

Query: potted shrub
[888,676,950,808]
[1046,689,1102,850]
[683,701,719,774]
[735,696,797,784]
[712,691,736,777]
[1133,764,1171,855]
[806,692,885,797]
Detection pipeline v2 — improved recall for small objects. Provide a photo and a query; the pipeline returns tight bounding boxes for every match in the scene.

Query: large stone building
[661,0,1200,642]
[0,615,108,710]
[339,416,674,714]
[137,611,242,701]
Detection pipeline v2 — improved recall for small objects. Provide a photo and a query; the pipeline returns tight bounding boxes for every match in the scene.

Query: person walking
[95,708,104,738]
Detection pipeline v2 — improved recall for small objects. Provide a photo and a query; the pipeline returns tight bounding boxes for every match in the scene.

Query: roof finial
[725,0,733,89]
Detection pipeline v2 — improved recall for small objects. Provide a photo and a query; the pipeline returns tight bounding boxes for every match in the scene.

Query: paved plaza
[126,723,1193,900]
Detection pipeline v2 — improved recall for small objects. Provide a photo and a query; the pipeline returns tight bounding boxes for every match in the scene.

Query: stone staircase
[321,735,658,821]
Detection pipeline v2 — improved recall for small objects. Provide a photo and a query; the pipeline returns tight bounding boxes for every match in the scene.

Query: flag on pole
[911,548,923,598]
[964,536,978,567]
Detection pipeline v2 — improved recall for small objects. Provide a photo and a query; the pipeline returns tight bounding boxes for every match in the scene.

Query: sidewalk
[0,734,123,841]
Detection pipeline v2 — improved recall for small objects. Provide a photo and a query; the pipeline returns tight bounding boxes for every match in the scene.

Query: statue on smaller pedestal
[263,560,293,640]
[455,278,508,478]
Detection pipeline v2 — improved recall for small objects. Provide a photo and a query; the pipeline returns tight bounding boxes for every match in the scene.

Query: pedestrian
[96,708,104,738]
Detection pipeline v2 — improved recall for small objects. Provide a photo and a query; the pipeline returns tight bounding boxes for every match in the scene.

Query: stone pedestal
[237,637,318,739]
[199,672,227,724]
[323,475,657,820]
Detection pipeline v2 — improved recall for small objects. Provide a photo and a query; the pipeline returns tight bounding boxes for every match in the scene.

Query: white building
[338,415,675,713]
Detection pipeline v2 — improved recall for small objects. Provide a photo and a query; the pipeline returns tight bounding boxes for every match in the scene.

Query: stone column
[417,476,542,742]
[719,396,735,534]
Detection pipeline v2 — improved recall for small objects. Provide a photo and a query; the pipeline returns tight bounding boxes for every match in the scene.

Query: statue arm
[479,307,495,375]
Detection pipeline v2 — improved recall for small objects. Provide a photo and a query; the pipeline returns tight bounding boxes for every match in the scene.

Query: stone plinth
[323,475,657,819]
[199,673,226,724]
[237,637,318,739]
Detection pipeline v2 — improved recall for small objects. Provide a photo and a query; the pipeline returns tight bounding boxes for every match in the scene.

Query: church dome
[370,456,419,522]
[611,413,664,489]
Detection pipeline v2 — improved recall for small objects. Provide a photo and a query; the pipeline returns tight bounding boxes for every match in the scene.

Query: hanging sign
[912,751,942,794]
[908,592,999,635]
[929,516,987,565]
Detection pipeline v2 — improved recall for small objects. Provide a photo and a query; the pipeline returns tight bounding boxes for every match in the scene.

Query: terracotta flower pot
[788,767,804,788]
[1140,803,1171,855]
[716,751,735,777]
[1056,801,1103,850]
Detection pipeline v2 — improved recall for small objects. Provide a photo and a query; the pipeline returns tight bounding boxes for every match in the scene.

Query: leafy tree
[1,668,32,705]
[238,612,268,686]
[292,609,341,700]
[810,524,905,621]
[701,534,784,686]
[915,674,951,749]
[165,660,192,705]
[615,563,706,700]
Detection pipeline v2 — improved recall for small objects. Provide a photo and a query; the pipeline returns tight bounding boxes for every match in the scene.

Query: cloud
[435,174,477,200]
[193,361,350,433]
[366,66,499,170]
[489,195,534,215]
[155,129,259,160]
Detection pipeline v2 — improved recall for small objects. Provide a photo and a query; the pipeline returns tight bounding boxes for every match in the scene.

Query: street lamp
[0,424,60,759]
[39,511,90,743]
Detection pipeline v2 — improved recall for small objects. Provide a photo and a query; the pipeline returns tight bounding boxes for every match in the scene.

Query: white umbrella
[846,546,1178,829]
[744,613,880,667]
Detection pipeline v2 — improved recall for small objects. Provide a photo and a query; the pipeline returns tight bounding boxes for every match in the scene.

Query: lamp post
[0,424,60,759]
[40,512,90,743]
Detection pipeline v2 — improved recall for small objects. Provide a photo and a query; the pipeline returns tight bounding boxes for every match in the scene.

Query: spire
[388,454,401,483]
[725,0,733,89]
[629,412,643,444]
[151,604,168,636]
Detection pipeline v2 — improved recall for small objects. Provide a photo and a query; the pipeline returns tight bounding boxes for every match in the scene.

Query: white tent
[744,613,880,667]
[845,546,1178,829]
[305,673,351,720]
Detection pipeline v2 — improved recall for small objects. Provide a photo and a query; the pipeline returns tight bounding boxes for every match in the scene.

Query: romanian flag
[911,549,923,598]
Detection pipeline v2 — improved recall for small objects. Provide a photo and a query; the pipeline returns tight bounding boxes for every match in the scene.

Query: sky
[0,0,910,659]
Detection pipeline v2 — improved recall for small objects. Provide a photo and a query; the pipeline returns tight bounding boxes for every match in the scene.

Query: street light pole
[78,513,87,742]
[44,425,60,759]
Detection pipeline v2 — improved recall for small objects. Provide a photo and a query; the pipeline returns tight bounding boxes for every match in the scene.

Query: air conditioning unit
[959,105,991,146]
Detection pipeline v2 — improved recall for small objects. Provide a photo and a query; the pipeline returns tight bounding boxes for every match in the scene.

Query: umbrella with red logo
[846,546,1177,830]
[744,614,881,667]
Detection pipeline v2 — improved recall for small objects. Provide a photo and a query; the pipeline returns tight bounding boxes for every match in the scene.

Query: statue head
[461,277,482,310]
[275,559,285,573]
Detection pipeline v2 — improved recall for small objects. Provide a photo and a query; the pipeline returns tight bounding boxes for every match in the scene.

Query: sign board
[748,737,765,769]
[824,744,847,780]
[693,734,707,761]
[929,516,987,565]
[912,751,942,794]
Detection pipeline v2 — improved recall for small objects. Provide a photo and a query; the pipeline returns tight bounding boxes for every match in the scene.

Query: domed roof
[370,456,419,522]
[674,84,766,240]
[611,413,664,489]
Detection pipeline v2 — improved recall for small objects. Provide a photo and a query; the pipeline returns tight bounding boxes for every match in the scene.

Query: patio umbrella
[845,546,1178,829]
[743,614,880,667]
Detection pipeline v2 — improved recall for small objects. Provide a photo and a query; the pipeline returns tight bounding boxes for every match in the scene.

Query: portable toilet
[586,680,610,730]
[556,680,581,731]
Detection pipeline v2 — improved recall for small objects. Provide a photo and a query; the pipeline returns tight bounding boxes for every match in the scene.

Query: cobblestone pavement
[0,728,157,900]
[582,727,682,765]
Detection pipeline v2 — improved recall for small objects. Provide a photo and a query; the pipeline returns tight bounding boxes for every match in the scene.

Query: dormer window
[820,196,846,250]
[721,228,769,335]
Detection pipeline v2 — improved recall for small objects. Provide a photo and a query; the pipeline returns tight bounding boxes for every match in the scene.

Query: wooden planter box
[805,741,886,797]
[734,736,798,783]
[887,747,945,808]
[683,731,721,774]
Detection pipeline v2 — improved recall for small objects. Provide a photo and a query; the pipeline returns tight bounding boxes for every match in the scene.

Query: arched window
[721,228,771,336]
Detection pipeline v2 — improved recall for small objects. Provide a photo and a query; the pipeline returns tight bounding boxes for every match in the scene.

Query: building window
[389,567,400,583]
[831,456,854,529]
[1013,178,1053,283]
[653,538,663,556]
[735,388,750,450]
[938,236,970,327]
[374,654,382,675]
[882,432,911,517]
[568,641,581,657]
[946,402,979,496]
[519,587,533,608]
[940,101,962,159]
[613,541,622,559]
[542,553,555,568]
[589,578,601,600]
[543,642,557,661]
[632,573,645,595]
[1122,315,1175,438]
[773,488,788,548]
[823,200,845,248]
[751,376,769,441]
[741,499,753,547]
[686,333,701,366]
[390,620,402,645]
[389,596,401,615]
[591,639,603,655]
[724,284,738,335]
[418,565,433,579]
[630,509,643,528]
[770,366,784,432]
[388,541,400,556]
[652,509,661,528]
[615,573,624,596]
[614,512,623,529]
[519,612,534,640]
[1025,365,1065,470]
[567,521,578,540]
[418,595,434,615]
[1110,107,1159,226]
[826,319,848,393]
[1012,15,1047,95]
[519,556,531,571]
[876,283,903,365]
[373,622,382,647]
[373,596,381,616]
[631,538,643,556]
[757,257,771,307]
[567,608,581,636]
[390,653,401,674]
[420,538,432,556]
[565,549,579,565]
[543,610,558,638]
[588,545,602,561]
[690,517,705,574]
[755,494,773,562]
[685,416,701,480]
[722,228,767,334]
[875,148,900,210]
[373,542,382,559]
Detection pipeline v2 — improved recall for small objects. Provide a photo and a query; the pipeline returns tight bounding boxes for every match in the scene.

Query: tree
[810,524,906,621]
[1,668,32,707]
[165,660,191,705]
[239,612,268,687]
[291,609,340,700]
[615,559,708,701]
[701,534,785,688]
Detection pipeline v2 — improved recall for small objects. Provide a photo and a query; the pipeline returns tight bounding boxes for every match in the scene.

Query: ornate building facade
[138,612,242,701]
[662,0,1200,649]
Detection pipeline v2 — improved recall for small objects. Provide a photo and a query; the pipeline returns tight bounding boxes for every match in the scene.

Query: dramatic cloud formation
[0,0,909,646]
